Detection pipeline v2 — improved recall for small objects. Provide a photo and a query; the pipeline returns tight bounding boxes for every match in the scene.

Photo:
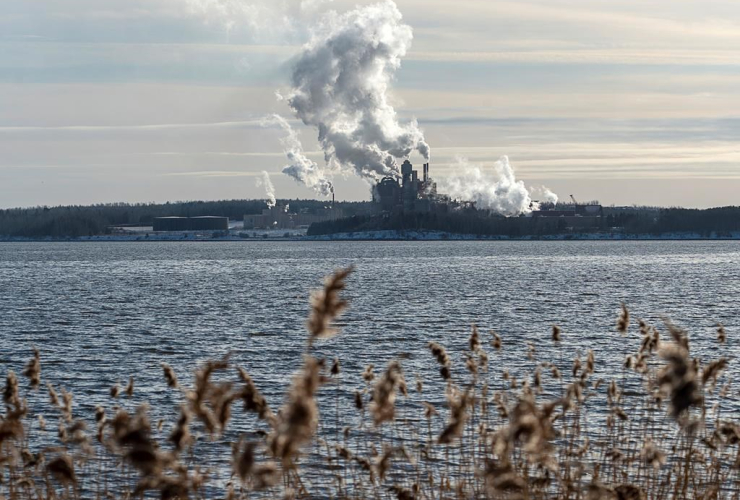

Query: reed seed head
[161,363,178,388]
[22,348,41,389]
[717,323,727,344]
[617,303,630,335]
[552,325,561,342]
[306,266,354,343]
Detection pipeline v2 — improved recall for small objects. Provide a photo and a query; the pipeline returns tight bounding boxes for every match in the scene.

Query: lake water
[2,240,739,492]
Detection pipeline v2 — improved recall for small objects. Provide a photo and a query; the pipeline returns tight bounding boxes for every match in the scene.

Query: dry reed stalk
[438,389,469,444]
[371,361,405,426]
[3,370,19,407]
[237,366,273,422]
[161,363,178,388]
[552,325,562,342]
[269,356,321,465]
[717,323,727,344]
[617,303,630,335]
[306,266,354,345]
[22,348,41,389]
[658,345,702,419]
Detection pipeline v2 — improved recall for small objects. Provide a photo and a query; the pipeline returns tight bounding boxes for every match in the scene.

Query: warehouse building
[153,216,229,232]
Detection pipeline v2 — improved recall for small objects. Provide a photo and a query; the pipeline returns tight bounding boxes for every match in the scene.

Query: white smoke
[530,185,559,206]
[439,156,534,216]
[283,0,430,184]
[262,114,333,197]
[256,170,276,208]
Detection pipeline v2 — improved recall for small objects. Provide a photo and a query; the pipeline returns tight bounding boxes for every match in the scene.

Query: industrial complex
[243,204,343,230]
[149,160,603,236]
[373,160,603,229]
[530,195,604,230]
[373,159,474,213]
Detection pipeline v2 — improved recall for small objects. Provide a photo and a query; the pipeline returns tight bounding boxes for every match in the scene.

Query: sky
[1,0,739,209]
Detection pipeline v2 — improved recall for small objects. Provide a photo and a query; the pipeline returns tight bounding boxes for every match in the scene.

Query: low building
[153,216,229,232]
[531,204,603,231]
[152,217,189,231]
[244,205,343,230]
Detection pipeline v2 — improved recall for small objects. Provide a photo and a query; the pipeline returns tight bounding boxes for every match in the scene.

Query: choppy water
[2,241,739,493]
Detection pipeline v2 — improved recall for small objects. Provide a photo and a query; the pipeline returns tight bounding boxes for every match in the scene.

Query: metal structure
[374,160,437,213]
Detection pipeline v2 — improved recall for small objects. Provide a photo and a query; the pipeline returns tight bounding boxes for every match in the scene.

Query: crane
[570,194,579,206]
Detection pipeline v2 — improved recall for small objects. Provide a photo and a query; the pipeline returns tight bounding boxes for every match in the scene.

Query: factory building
[153,216,229,232]
[530,197,603,230]
[374,160,438,213]
[244,205,343,230]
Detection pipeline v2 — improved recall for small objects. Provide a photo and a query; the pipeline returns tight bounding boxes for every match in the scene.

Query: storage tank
[153,217,189,231]
[188,216,229,231]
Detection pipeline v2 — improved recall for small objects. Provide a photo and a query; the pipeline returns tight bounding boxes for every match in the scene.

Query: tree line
[0,199,372,237]
[308,206,740,238]
[2,200,738,238]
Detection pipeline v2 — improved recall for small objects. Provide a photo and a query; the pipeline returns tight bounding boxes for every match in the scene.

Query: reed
[0,267,737,499]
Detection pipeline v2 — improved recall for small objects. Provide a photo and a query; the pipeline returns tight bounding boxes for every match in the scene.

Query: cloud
[0,120,265,133]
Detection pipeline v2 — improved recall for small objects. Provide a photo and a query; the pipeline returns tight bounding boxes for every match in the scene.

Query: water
[1,241,739,494]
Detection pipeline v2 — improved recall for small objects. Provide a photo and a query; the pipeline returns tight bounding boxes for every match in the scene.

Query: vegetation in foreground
[1,268,737,499]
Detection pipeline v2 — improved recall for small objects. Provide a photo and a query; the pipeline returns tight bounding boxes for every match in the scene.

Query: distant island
[1,197,740,241]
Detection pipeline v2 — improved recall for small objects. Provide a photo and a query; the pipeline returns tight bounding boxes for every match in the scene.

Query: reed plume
[161,363,178,388]
[617,303,630,334]
[552,325,561,342]
[306,266,354,344]
[3,371,19,407]
[371,361,405,426]
[269,357,321,464]
[22,348,41,389]
[438,388,469,444]
[658,345,702,418]
[717,323,727,344]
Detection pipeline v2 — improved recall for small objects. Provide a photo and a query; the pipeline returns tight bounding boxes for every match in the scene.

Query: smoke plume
[256,171,277,208]
[439,156,534,216]
[532,185,559,206]
[283,0,430,184]
[264,114,333,197]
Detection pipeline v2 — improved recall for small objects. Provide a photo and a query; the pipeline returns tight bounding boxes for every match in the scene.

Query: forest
[2,200,739,238]
[308,206,740,238]
[0,199,372,238]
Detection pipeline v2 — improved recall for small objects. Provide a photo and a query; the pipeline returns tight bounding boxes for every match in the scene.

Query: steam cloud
[283,0,430,184]
[256,170,276,208]
[531,185,559,206]
[263,114,333,197]
[439,156,535,216]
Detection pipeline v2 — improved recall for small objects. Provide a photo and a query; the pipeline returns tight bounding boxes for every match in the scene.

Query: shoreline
[2,230,740,242]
